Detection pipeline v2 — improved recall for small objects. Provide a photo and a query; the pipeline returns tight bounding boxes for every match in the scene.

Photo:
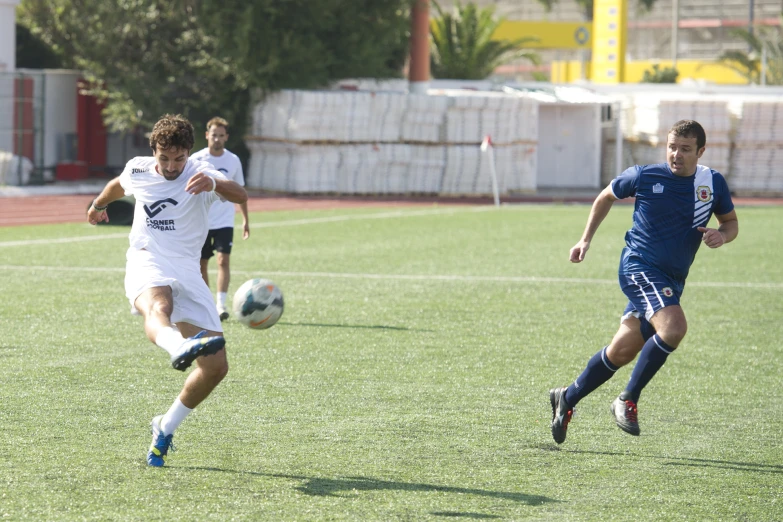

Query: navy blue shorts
[201,227,234,260]
[619,267,682,322]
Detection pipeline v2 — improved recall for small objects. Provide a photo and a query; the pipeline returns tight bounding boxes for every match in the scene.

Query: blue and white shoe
[147,415,175,467]
[170,330,225,371]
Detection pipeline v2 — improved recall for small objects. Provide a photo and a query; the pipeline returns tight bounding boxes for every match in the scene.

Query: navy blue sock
[564,346,619,407]
[625,333,676,403]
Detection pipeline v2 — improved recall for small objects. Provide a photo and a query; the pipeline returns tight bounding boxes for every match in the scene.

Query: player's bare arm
[87,177,126,225]
[240,201,250,240]
[570,184,618,263]
[186,172,248,204]
[697,209,738,249]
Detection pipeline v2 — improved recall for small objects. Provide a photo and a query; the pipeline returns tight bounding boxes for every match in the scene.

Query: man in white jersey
[86,114,248,467]
[192,117,250,321]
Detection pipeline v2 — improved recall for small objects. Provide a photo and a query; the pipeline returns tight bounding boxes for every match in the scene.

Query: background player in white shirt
[192,117,250,321]
[86,114,248,467]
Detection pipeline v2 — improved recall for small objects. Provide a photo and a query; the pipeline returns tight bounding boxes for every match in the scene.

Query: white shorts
[124,248,222,333]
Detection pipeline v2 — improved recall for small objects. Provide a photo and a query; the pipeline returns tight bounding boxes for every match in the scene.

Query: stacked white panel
[399,94,449,143]
[440,145,536,195]
[731,99,783,193]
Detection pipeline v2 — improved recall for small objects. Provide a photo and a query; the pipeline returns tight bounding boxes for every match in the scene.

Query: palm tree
[429,1,539,80]
[717,17,783,85]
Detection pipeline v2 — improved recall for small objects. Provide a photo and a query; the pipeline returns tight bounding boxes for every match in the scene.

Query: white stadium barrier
[246,82,783,197]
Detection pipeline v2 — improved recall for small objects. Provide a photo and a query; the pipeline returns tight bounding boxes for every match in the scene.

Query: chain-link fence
[0,70,46,185]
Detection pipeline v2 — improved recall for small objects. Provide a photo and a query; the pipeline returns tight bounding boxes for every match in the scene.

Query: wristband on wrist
[92,201,109,211]
[209,176,217,192]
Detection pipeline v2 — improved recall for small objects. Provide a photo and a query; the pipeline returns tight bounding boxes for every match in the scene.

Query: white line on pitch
[1,264,781,289]
[0,206,493,248]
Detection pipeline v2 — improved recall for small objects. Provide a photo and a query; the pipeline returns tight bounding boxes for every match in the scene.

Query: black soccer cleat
[550,386,574,444]
[610,392,641,436]
[170,331,225,371]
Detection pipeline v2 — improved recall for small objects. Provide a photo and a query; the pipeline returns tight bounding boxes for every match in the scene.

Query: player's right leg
[133,287,225,371]
[200,231,215,288]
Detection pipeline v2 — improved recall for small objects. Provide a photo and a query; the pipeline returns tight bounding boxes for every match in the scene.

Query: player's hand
[242,222,250,240]
[186,172,216,195]
[570,240,590,263]
[87,206,109,225]
[697,226,725,248]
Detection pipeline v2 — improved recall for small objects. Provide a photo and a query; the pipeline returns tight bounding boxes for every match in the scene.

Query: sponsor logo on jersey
[217,168,228,174]
[144,198,179,218]
[131,167,148,174]
[146,218,176,231]
[662,287,674,297]
[696,185,713,202]
[652,183,664,194]
[143,198,179,230]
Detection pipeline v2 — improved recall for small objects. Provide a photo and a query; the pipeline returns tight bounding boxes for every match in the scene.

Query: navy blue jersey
[611,163,734,283]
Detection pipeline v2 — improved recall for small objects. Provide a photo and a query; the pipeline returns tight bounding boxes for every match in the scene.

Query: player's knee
[607,344,640,367]
[147,299,173,319]
[203,358,229,384]
[659,321,687,347]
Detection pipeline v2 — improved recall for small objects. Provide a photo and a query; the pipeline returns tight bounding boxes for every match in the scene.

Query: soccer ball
[232,278,284,329]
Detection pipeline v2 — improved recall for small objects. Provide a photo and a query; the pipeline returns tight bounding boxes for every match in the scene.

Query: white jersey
[191,147,245,229]
[119,156,227,261]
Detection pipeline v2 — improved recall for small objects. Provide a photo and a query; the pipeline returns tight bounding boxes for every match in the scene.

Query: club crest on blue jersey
[696,185,713,202]
[662,287,674,297]
[652,183,664,194]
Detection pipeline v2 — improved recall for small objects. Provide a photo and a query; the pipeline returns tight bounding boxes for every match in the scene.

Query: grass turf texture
[0,204,780,521]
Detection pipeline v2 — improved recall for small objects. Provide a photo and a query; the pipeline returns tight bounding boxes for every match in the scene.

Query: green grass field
[0,203,781,521]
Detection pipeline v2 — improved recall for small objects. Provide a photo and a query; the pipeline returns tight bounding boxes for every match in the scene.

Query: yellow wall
[551,59,750,85]
[493,21,592,50]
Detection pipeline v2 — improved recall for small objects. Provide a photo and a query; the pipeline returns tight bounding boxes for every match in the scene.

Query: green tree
[717,19,783,85]
[197,0,410,92]
[17,0,410,159]
[429,1,539,80]
[641,64,678,83]
[16,23,65,69]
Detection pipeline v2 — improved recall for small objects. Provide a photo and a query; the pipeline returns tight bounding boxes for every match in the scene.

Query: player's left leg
[215,252,230,320]
[148,324,228,467]
[621,305,685,404]
[612,270,685,436]
[213,227,234,321]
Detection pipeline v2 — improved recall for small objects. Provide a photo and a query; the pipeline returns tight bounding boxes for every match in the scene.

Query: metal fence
[0,70,47,185]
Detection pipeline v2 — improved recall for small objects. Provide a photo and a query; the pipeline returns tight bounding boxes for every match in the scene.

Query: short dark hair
[206,116,229,132]
[669,120,706,149]
[149,114,195,152]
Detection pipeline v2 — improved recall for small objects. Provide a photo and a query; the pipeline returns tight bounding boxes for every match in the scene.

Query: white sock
[217,292,228,308]
[155,326,186,356]
[160,398,193,435]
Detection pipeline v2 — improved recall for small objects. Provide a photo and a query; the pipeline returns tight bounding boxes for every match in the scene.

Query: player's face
[666,133,704,176]
[153,146,189,180]
[207,125,228,153]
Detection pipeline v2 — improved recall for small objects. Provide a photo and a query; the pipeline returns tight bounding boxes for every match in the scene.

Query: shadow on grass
[431,511,501,519]
[183,468,555,506]
[563,449,782,474]
[277,321,433,332]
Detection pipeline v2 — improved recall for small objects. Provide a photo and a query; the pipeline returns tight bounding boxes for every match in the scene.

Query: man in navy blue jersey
[549,120,739,443]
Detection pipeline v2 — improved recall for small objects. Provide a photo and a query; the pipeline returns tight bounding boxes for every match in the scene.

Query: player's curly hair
[670,120,706,150]
[149,114,195,152]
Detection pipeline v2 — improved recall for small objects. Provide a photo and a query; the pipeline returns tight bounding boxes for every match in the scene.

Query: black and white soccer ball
[232,278,284,329]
